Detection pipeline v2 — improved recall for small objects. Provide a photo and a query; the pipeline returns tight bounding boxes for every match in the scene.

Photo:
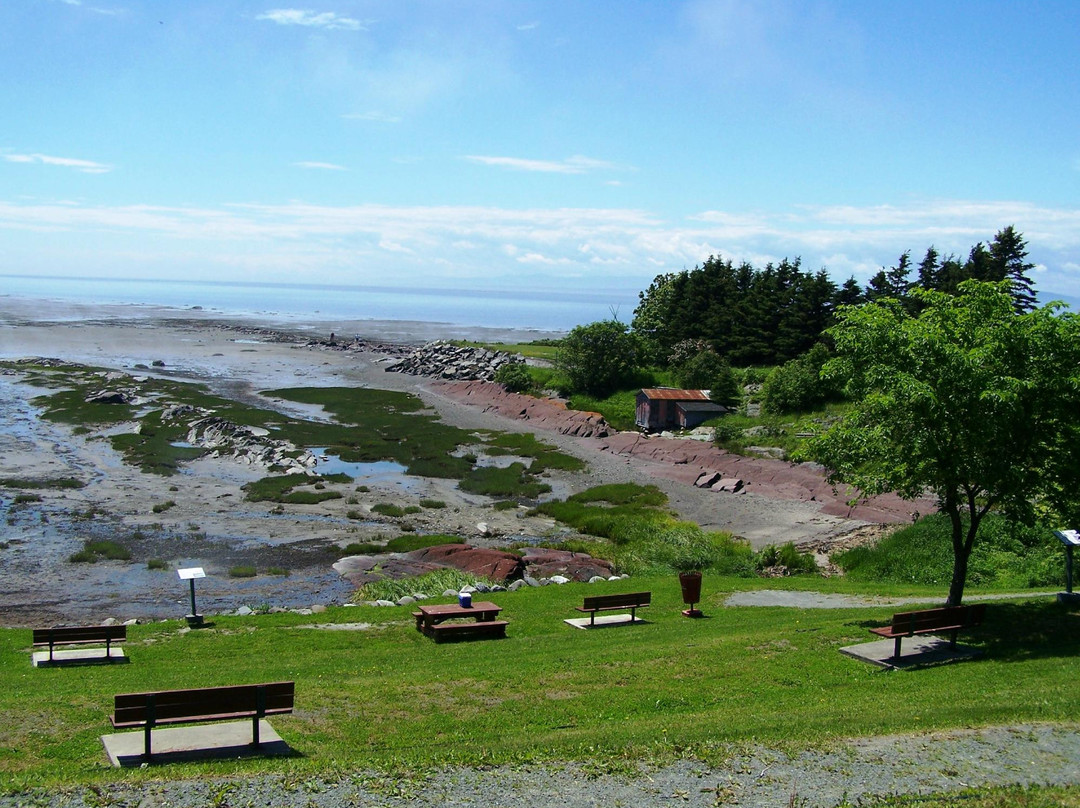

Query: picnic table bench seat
[575,592,651,626]
[110,681,295,759]
[428,620,509,642]
[32,625,126,662]
[869,604,986,659]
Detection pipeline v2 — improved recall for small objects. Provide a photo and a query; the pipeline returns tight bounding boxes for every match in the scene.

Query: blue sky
[3,0,1079,304]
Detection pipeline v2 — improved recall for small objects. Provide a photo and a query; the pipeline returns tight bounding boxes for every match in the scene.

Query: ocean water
[0,274,639,334]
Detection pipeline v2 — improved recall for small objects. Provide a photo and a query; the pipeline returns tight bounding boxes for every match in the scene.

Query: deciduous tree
[811,281,1080,605]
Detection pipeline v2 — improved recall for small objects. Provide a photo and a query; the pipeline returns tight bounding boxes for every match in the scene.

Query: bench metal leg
[252,686,265,747]
[893,636,903,659]
[143,695,156,759]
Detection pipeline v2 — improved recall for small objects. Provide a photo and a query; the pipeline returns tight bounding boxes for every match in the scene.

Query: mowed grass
[0,576,1077,791]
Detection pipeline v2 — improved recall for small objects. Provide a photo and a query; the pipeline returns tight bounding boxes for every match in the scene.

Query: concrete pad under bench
[840,636,982,670]
[32,647,128,667]
[564,614,648,629]
[101,720,289,767]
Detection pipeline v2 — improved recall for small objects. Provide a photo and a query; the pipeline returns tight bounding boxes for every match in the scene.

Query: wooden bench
[575,592,651,626]
[869,604,986,659]
[32,624,126,663]
[428,620,509,643]
[110,681,294,759]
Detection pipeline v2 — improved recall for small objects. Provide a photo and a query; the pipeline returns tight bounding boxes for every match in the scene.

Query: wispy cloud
[3,153,112,174]
[341,111,402,123]
[463,155,625,175]
[256,9,369,31]
[54,0,120,15]
[1,198,1078,296]
[293,161,347,171]
[517,22,540,31]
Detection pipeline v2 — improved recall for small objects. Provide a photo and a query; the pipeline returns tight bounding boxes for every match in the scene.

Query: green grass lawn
[1,576,1076,792]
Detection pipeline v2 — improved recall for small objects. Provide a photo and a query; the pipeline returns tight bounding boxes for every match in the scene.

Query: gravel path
[5,723,1078,807]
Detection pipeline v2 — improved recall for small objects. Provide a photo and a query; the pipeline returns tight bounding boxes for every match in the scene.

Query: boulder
[406,544,525,581]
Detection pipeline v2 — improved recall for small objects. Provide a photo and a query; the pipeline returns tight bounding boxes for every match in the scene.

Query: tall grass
[834,514,1064,589]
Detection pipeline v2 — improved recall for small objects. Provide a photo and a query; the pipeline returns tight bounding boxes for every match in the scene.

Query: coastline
[0,296,891,626]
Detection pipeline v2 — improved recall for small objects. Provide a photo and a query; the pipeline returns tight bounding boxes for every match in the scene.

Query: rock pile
[384,341,522,382]
[179,414,316,473]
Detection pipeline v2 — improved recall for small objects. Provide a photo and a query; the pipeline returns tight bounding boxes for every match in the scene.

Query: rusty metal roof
[639,388,709,401]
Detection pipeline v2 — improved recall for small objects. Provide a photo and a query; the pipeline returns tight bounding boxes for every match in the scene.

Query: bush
[229,565,257,578]
[152,500,176,513]
[494,362,532,393]
[761,343,841,415]
[755,542,818,574]
[146,558,168,571]
[420,499,446,509]
[555,320,640,397]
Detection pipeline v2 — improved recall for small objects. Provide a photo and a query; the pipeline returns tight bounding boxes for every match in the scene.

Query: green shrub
[494,362,532,393]
[419,499,446,509]
[342,541,384,555]
[229,565,257,578]
[755,542,818,574]
[493,500,518,511]
[152,500,176,513]
[67,539,131,563]
[13,493,42,504]
[761,344,841,415]
[372,503,406,517]
[146,558,168,571]
[267,567,289,577]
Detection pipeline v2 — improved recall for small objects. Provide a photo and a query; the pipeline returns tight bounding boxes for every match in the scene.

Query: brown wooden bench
[110,681,294,759]
[32,624,126,662]
[428,620,509,643]
[575,592,651,626]
[869,604,986,659]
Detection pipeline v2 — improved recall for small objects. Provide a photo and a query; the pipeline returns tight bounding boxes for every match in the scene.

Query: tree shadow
[848,599,1080,664]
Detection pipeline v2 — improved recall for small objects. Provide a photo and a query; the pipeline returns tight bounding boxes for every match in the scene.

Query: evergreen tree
[989,225,1037,313]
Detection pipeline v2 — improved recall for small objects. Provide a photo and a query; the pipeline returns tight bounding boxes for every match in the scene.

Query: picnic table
[413,601,507,642]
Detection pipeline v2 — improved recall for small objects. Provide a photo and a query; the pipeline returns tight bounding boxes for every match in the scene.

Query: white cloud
[293,161,347,171]
[341,111,402,123]
[256,9,369,31]
[3,153,112,174]
[1,197,1078,297]
[463,154,627,175]
[517,22,540,31]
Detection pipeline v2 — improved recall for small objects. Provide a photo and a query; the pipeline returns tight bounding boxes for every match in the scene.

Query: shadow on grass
[849,599,1080,664]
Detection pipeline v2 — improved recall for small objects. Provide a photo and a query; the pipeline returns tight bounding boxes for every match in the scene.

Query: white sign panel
[177,567,206,580]
[1054,530,1080,547]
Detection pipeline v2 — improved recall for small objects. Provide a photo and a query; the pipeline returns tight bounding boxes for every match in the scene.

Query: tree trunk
[946,501,982,607]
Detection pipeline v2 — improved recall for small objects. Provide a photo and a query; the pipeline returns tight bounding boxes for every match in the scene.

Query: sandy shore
[0,297,901,626]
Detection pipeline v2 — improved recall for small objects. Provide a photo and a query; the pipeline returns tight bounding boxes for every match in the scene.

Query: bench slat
[867,604,985,660]
[579,592,651,612]
[32,625,126,647]
[112,682,295,728]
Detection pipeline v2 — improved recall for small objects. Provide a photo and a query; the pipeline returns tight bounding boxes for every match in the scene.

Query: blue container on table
[458,592,472,608]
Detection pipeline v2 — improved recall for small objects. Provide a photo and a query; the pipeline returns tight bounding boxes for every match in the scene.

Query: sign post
[177,567,206,626]
[1053,531,1080,605]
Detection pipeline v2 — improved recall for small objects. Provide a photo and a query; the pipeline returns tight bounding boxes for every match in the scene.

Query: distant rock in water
[384,340,522,382]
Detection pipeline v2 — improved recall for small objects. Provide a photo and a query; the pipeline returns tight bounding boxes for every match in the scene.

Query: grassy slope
[1,576,1077,791]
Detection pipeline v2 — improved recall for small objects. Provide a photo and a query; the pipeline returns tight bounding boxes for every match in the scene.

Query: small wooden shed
[635,388,726,432]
